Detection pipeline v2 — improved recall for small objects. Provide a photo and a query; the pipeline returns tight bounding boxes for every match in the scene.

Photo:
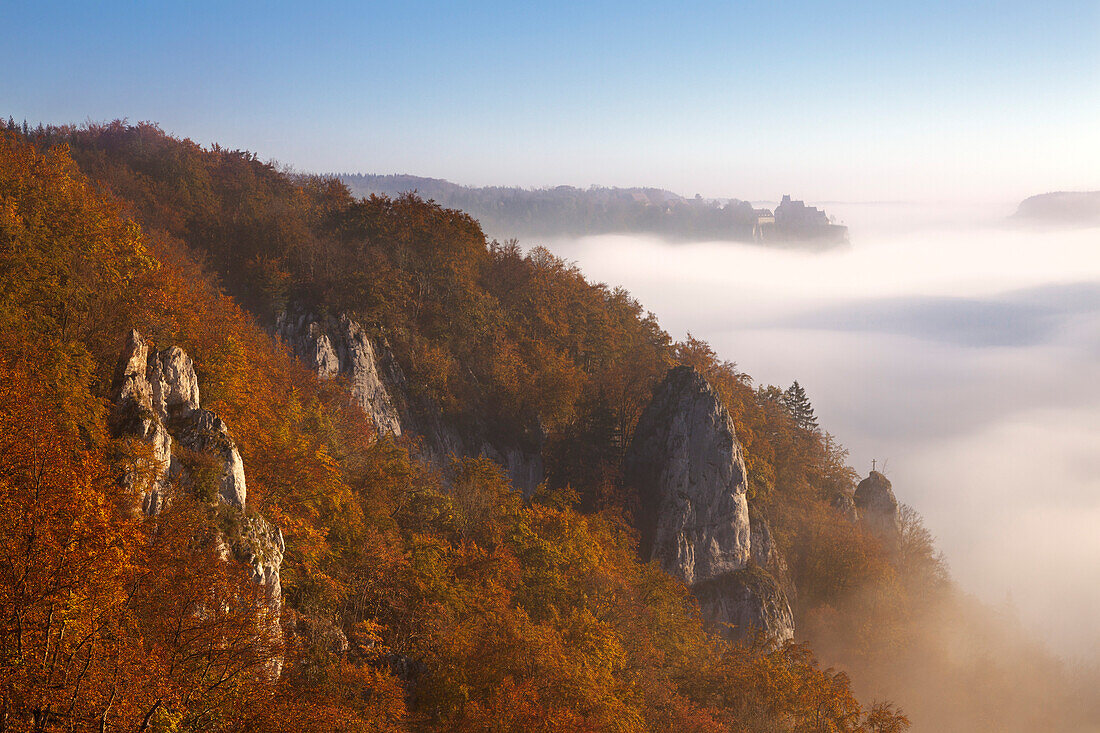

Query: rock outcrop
[486,441,544,495]
[110,330,283,671]
[831,491,860,522]
[111,330,175,514]
[748,502,795,609]
[277,308,545,493]
[748,503,775,569]
[854,470,901,538]
[625,366,792,644]
[112,330,248,511]
[170,409,248,509]
[625,366,751,584]
[219,508,285,610]
[276,311,402,436]
[694,567,795,644]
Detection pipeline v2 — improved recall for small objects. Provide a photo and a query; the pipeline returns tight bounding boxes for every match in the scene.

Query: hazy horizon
[5,1,1099,202]
[334,171,1077,210]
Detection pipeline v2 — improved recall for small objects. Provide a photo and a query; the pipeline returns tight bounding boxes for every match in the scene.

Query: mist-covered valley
[3,117,1098,730]
[6,0,1099,727]
[539,201,1100,662]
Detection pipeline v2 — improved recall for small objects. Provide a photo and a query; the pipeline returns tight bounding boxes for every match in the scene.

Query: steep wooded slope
[5,121,1098,731]
[1,128,909,731]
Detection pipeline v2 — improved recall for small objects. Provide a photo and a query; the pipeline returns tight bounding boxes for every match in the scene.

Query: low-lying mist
[533,202,1100,728]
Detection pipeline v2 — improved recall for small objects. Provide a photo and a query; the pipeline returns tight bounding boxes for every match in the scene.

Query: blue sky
[3,1,1098,200]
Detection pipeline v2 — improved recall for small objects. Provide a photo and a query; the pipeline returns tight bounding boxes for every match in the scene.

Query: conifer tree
[782,380,819,432]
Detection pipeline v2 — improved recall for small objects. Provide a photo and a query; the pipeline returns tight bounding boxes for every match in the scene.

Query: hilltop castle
[754,195,848,244]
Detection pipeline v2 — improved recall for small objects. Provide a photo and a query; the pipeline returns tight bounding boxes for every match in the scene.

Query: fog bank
[539,203,1100,660]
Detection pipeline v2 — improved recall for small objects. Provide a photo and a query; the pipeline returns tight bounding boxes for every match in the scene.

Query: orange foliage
[0,127,916,731]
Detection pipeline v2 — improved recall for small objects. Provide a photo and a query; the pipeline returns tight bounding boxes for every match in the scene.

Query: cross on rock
[872,459,877,472]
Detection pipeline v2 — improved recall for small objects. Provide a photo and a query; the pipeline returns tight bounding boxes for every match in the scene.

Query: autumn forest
[0,121,1096,732]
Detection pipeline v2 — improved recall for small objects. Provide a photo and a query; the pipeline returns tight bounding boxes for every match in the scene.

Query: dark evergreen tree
[782,380,819,432]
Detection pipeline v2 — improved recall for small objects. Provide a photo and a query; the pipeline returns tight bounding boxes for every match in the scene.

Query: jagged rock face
[111,329,283,675]
[749,504,775,568]
[693,568,795,645]
[832,491,860,522]
[111,330,174,513]
[307,328,340,378]
[170,409,248,509]
[491,442,545,495]
[276,311,402,436]
[154,345,200,416]
[112,330,247,511]
[855,470,900,538]
[748,503,796,611]
[233,511,284,603]
[277,308,546,493]
[624,366,751,586]
[338,316,404,437]
[625,366,795,645]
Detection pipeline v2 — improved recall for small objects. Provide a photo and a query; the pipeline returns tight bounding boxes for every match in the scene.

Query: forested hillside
[340,173,763,243]
[338,174,846,246]
[1,121,1096,731]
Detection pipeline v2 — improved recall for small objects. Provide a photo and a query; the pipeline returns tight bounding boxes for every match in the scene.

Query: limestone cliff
[112,330,249,511]
[624,366,793,644]
[855,470,901,538]
[110,330,283,668]
[749,502,795,608]
[111,330,175,515]
[694,567,794,645]
[276,311,402,436]
[277,308,544,493]
[625,366,752,583]
[831,491,860,522]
